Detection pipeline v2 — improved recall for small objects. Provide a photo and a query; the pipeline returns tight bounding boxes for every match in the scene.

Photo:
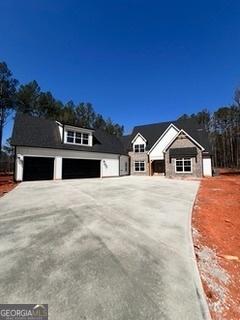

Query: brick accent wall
[165,133,203,178]
[129,151,149,176]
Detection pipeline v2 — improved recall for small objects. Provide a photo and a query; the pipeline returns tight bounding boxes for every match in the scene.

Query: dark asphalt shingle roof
[11,113,211,155]
[124,118,211,152]
[119,135,131,150]
[11,113,127,155]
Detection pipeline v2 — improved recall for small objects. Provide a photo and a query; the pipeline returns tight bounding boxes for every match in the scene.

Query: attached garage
[12,114,129,182]
[62,158,101,179]
[23,156,54,181]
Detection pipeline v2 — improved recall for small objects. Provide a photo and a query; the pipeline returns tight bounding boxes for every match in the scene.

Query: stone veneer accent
[165,133,203,178]
[129,151,149,176]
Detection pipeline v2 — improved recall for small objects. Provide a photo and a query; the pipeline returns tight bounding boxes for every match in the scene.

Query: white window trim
[147,123,180,154]
[134,144,145,153]
[65,130,91,146]
[134,160,146,172]
[175,158,192,174]
[131,132,147,144]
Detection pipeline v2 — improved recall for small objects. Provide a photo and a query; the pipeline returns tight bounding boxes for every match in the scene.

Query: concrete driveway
[0,176,208,320]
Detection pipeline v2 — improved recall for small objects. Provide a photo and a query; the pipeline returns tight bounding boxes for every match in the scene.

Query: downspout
[119,155,121,176]
[62,124,65,143]
[13,146,16,182]
[164,152,166,176]
[148,154,151,176]
[128,155,130,176]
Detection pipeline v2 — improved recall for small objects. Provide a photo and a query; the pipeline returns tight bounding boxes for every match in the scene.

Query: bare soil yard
[192,170,240,319]
[0,175,17,197]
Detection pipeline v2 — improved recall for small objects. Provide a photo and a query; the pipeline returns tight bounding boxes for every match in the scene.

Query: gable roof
[11,113,127,155]
[12,113,211,155]
[123,118,210,152]
[131,132,147,144]
[147,123,180,154]
[163,129,205,153]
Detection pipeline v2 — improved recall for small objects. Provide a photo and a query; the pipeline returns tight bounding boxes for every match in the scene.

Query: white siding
[119,155,129,176]
[54,157,62,179]
[132,135,146,152]
[15,156,23,181]
[149,126,178,161]
[133,135,146,146]
[102,159,119,177]
[203,157,212,177]
[57,123,63,141]
[15,146,125,181]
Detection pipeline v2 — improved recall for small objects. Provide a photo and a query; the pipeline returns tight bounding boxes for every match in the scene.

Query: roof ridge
[133,120,174,129]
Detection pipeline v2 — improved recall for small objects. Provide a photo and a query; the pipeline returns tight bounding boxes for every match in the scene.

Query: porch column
[149,159,152,176]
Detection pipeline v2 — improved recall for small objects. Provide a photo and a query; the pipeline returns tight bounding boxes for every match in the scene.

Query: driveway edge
[188,182,212,320]
[0,182,20,201]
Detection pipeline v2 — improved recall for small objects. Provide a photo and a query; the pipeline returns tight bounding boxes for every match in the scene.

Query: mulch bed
[192,170,240,319]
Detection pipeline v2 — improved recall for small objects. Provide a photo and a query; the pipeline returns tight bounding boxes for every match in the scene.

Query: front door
[152,160,165,175]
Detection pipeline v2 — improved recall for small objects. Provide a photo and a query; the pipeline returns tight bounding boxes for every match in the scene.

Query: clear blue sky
[1,0,240,143]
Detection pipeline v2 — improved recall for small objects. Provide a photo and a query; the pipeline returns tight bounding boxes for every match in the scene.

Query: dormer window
[134,144,145,153]
[66,130,90,146]
[67,131,74,143]
[131,133,147,153]
[82,133,89,145]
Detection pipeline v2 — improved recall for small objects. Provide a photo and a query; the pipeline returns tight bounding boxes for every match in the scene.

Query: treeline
[0,61,124,152]
[1,61,240,168]
[16,80,124,136]
[178,90,240,169]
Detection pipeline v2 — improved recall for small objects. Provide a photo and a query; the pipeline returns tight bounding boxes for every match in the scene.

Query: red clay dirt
[0,175,17,198]
[192,170,240,319]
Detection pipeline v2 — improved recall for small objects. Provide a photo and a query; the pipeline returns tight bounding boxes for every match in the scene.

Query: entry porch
[150,159,165,176]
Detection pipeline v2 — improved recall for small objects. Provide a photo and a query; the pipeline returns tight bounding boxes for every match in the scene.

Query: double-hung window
[175,158,192,173]
[75,132,82,144]
[134,161,145,172]
[134,144,145,153]
[82,133,89,145]
[66,131,74,143]
[66,131,89,145]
